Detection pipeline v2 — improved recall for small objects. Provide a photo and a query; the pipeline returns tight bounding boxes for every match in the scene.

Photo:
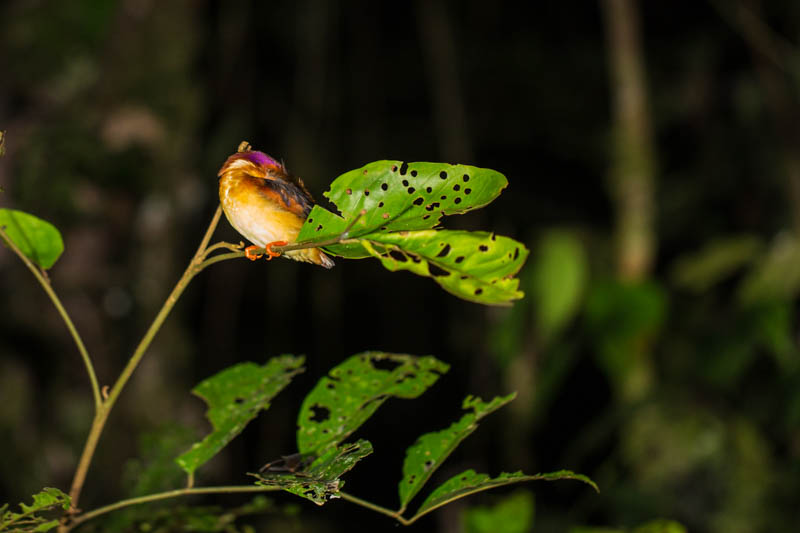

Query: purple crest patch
[244,150,280,169]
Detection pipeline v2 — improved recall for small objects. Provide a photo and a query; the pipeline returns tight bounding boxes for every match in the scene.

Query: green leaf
[530,230,587,342]
[297,352,449,454]
[294,161,527,306]
[669,235,762,292]
[399,394,516,509]
[463,490,535,533]
[0,488,70,532]
[0,209,64,269]
[415,470,597,519]
[176,355,304,475]
[251,440,373,505]
[325,161,507,233]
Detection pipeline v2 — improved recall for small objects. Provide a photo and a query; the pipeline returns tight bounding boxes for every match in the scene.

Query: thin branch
[338,492,409,525]
[65,485,280,531]
[66,206,223,514]
[0,226,101,409]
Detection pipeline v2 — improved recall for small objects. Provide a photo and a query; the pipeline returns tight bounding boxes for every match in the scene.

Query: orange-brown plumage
[218,147,334,268]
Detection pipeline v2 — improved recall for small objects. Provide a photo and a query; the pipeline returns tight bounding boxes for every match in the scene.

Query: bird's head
[217,148,288,181]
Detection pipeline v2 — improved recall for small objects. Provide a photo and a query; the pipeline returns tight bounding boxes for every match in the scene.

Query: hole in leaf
[436,244,451,257]
[474,288,483,295]
[411,170,418,177]
[460,275,469,280]
[364,189,370,196]
[316,224,323,231]
[378,201,384,207]
[234,397,244,404]
[413,197,424,206]
[408,475,417,484]
[392,165,398,172]
[310,405,331,422]
[479,245,489,252]
[400,162,409,175]
[381,183,388,191]
[426,186,432,193]
[308,218,313,224]
[346,188,352,195]
[428,263,450,277]
[422,214,431,220]
[465,188,472,195]
[371,358,403,372]
[463,174,470,182]
[440,195,447,200]
[326,382,336,389]
[424,460,434,471]
[407,187,415,194]
[454,197,462,204]
[402,179,409,187]
[490,233,496,241]
[455,256,464,263]
[513,248,520,260]
[439,171,448,179]
[389,250,408,262]
[453,184,461,191]
[381,226,388,230]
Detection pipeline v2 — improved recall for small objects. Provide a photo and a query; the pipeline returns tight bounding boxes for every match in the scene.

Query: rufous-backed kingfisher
[218,143,335,268]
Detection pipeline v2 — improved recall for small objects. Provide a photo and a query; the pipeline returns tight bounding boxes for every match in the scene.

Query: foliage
[462,490,535,533]
[0,174,588,531]
[176,356,305,476]
[0,209,63,269]
[251,440,373,505]
[296,352,448,454]
[0,488,70,533]
[295,161,529,305]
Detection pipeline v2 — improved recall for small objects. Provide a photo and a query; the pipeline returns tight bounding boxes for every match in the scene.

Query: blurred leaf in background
[462,489,534,533]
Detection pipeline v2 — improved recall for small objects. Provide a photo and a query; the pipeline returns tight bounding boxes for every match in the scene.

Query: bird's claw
[264,241,289,261]
[244,245,263,261]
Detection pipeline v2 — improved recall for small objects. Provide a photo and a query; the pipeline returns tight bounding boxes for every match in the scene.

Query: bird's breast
[219,173,306,247]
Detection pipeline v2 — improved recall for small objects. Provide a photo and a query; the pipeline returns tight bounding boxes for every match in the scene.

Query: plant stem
[0,227,101,409]
[65,206,223,516]
[65,485,279,531]
[338,492,409,525]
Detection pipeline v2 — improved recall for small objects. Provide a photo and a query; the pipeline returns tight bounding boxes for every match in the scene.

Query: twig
[65,485,280,531]
[0,226,101,409]
[65,206,223,516]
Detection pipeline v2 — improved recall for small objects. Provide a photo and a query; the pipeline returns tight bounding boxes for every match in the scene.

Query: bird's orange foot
[244,245,264,261]
[264,241,289,261]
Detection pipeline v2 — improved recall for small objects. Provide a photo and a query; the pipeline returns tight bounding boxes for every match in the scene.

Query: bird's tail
[285,247,335,269]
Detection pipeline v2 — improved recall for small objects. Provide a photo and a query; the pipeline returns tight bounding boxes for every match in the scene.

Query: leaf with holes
[414,470,597,520]
[176,356,305,475]
[398,393,516,510]
[293,161,527,305]
[297,352,449,454]
[0,487,71,532]
[305,161,507,238]
[251,440,373,505]
[363,230,528,306]
[0,209,64,269]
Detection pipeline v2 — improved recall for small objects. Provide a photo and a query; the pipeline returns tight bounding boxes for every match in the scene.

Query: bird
[218,142,335,268]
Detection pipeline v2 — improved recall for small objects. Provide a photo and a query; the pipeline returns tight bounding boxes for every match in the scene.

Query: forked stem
[63,206,223,525]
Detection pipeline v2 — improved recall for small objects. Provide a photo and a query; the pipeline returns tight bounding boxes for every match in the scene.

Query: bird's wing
[255,178,314,218]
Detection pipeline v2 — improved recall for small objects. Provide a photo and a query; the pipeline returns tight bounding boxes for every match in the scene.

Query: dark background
[2,1,800,532]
